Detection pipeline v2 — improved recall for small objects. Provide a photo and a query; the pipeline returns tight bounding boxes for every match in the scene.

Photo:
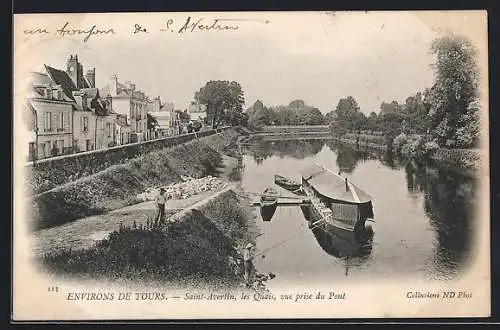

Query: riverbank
[27,129,241,231]
[428,147,487,178]
[330,132,484,177]
[30,126,269,290]
[36,187,262,290]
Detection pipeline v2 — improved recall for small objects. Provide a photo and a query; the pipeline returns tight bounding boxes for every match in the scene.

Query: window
[86,139,91,151]
[58,140,64,153]
[58,113,64,131]
[52,140,59,156]
[38,143,44,158]
[57,91,62,100]
[45,112,52,131]
[106,123,112,138]
[82,116,89,132]
[28,142,35,160]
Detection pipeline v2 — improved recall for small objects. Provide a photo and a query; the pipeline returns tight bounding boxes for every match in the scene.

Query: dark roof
[83,76,93,88]
[44,65,77,101]
[31,72,52,86]
[301,164,372,204]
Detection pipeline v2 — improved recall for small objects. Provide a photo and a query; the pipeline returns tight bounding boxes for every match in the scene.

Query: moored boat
[299,163,375,238]
[274,174,303,194]
[260,187,279,222]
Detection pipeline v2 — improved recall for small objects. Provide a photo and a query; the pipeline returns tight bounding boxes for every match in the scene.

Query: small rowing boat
[260,187,279,222]
[274,174,302,192]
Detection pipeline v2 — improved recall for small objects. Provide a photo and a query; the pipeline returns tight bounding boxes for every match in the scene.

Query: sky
[14,11,488,115]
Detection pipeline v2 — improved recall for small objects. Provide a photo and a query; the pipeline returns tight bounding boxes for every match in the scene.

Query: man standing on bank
[154,187,167,227]
[243,242,255,287]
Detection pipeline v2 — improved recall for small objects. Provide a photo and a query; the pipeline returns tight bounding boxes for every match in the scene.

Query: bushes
[38,189,253,286]
[39,218,239,284]
[392,133,408,153]
[430,148,483,171]
[391,132,482,172]
[392,133,439,159]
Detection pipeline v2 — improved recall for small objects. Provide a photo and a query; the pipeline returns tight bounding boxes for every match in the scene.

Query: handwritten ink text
[55,22,116,42]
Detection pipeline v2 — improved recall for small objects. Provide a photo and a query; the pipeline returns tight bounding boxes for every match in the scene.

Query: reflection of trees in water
[403,160,476,277]
[245,139,325,164]
[272,140,325,159]
[325,140,387,173]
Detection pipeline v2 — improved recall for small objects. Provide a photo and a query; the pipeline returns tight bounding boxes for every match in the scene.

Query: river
[237,139,478,288]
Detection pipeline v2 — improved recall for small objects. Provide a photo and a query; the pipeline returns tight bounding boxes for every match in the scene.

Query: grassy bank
[331,131,483,176]
[28,130,241,231]
[38,189,259,289]
[331,132,388,149]
[391,133,484,177]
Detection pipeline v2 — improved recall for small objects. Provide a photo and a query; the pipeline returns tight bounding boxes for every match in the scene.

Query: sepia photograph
[12,10,490,320]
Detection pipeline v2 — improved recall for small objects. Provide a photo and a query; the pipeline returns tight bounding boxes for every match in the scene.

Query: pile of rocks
[136,175,225,201]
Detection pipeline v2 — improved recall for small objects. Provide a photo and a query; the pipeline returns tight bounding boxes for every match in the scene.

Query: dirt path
[31,155,241,258]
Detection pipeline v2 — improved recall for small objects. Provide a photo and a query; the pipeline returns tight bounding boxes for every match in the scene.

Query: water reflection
[384,151,476,277]
[243,140,325,164]
[311,226,373,275]
[325,140,382,173]
[404,160,476,277]
[241,138,478,279]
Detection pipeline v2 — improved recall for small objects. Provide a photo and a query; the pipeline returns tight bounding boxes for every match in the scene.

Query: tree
[324,110,336,124]
[303,107,325,125]
[176,109,190,123]
[378,111,405,144]
[428,34,480,147]
[195,80,245,127]
[275,106,298,125]
[288,99,306,109]
[247,100,277,129]
[367,111,379,131]
[330,96,363,134]
[403,91,430,134]
[379,101,403,115]
[336,96,360,121]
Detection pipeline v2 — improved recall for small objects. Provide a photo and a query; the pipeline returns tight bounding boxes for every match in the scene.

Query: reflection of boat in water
[311,225,373,259]
[299,163,375,239]
[260,187,279,222]
[311,226,373,276]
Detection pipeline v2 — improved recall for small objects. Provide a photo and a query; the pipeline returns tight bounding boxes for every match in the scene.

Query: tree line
[325,34,480,149]
[245,99,326,130]
[193,34,480,149]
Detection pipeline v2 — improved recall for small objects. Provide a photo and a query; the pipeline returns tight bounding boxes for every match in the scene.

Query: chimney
[67,54,83,89]
[85,68,95,88]
[110,75,118,96]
